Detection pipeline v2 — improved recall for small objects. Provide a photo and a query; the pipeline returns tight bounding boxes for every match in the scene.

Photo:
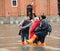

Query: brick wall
[35,0,48,15]
[50,0,58,16]
[4,0,19,16]
[0,0,58,16]
[0,0,5,16]
[35,0,58,16]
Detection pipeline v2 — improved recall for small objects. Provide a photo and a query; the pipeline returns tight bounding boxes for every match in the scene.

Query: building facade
[0,0,59,17]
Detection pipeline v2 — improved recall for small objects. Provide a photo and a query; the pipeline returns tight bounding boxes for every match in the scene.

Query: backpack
[47,24,52,35]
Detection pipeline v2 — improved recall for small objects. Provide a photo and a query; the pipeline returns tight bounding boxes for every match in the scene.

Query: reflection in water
[20,46,30,51]
[20,46,45,51]
[33,47,45,51]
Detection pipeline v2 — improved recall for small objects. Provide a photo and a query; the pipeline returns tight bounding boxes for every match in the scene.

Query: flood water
[0,22,60,51]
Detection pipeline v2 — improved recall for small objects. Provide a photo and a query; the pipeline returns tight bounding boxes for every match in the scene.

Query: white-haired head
[34,16,40,21]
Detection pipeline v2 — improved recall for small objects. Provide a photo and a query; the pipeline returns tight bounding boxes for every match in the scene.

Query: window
[11,0,18,7]
[13,1,16,6]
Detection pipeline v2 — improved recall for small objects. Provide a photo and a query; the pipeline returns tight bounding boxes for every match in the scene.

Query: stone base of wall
[0,16,60,24]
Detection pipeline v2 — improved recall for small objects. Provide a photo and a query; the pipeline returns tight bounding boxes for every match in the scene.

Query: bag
[18,30,21,35]
[47,24,52,35]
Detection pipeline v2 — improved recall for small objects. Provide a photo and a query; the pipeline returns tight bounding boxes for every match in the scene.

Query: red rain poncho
[30,19,40,38]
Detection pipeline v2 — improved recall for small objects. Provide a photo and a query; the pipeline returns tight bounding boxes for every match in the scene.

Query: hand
[19,26,22,30]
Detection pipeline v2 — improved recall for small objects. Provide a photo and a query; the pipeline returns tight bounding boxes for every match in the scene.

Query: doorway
[58,0,60,16]
[27,5,33,19]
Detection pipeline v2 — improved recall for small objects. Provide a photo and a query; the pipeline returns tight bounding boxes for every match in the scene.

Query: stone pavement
[0,22,60,51]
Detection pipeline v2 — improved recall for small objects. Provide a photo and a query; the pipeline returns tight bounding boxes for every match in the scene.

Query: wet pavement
[0,22,60,51]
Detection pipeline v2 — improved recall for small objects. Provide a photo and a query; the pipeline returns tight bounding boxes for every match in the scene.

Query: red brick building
[0,0,59,17]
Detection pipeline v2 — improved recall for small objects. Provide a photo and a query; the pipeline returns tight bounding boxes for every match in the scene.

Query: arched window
[11,0,18,7]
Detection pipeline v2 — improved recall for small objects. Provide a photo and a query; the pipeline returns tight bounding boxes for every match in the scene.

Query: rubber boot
[32,43,37,46]
[41,43,46,46]
[20,42,25,46]
[37,41,41,46]
[26,35,37,44]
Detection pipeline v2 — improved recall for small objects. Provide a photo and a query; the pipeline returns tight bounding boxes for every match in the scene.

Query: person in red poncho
[30,17,40,38]
[27,16,41,45]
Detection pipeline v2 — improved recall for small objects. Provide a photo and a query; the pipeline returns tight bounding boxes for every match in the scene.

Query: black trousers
[33,31,48,43]
[20,30,29,42]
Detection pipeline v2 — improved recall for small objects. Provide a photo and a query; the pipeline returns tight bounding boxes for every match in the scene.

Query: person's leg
[26,31,42,44]
[30,31,41,46]
[26,34,38,44]
[25,33,29,44]
[40,33,47,46]
[35,31,45,46]
[32,38,38,46]
[21,33,24,42]
[33,38,37,43]
[25,33,29,40]
[20,31,25,45]
[37,36,41,46]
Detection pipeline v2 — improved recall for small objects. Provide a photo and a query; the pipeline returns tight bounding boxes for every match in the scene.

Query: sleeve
[18,18,26,26]
[30,21,40,33]
[40,21,48,30]
[22,21,33,29]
